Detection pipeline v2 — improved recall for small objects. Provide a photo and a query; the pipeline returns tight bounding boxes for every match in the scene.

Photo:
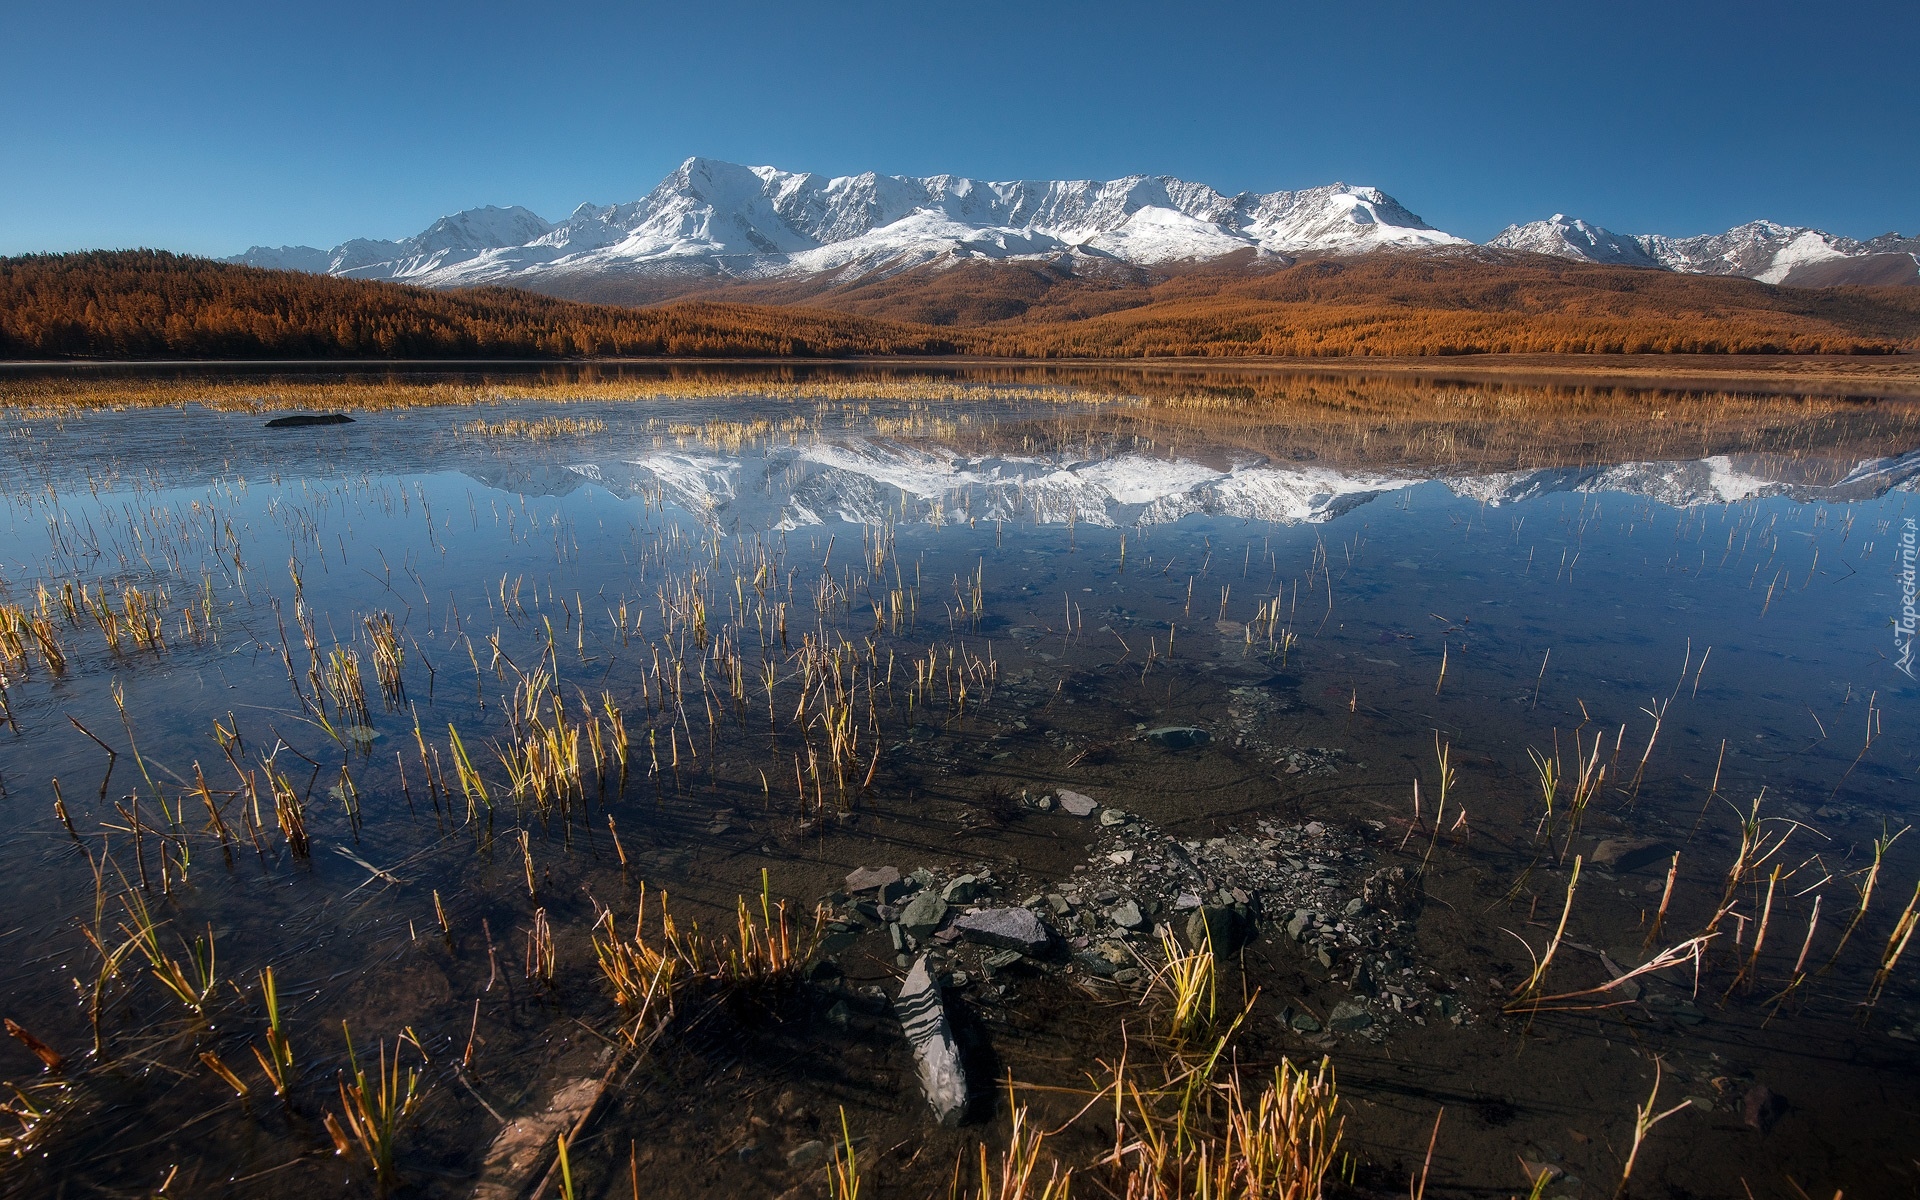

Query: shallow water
[0,369,1917,1198]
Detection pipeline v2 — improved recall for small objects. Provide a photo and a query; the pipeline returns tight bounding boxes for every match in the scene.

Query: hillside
[0,251,957,360]
[5,248,1920,362]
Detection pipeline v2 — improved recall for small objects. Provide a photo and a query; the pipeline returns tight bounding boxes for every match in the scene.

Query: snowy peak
[1495,214,1919,286]
[226,157,1465,289]
[1488,214,1658,268]
[224,159,1916,294]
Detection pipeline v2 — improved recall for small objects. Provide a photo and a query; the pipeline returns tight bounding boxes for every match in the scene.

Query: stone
[1109,900,1146,930]
[1107,850,1135,866]
[1343,897,1367,917]
[1099,808,1130,826]
[1185,905,1243,958]
[1144,726,1211,750]
[888,922,906,952]
[1056,790,1098,817]
[265,413,354,428]
[894,955,968,1126]
[900,893,950,936]
[1034,794,1055,811]
[1361,865,1421,920]
[1287,911,1313,941]
[1289,1012,1323,1033]
[1743,1085,1785,1133]
[1045,894,1072,915]
[954,907,1051,953]
[787,1140,827,1168]
[983,948,1025,971]
[1173,892,1203,911]
[1303,821,1326,837]
[1095,940,1132,965]
[1591,838,1672,873]
[1328,1001,1373,1031]
[942,874,985,903]
[1073,951,1119,978]
[1112,967,1142,985]
[846,865,903,899]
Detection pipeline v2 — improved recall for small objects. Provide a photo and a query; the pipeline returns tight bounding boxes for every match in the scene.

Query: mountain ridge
[228,157,1919,296]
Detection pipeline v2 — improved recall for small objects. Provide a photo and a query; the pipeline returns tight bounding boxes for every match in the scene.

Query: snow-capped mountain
[228,157,1917,294]
[234,205,554,279]
[227,157,1465,291]
[1491,215,1920,286]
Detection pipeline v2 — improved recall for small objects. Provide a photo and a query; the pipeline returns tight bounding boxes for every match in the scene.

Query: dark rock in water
[1743,1085,1786,1133]
[1328,1000,1373,1031]
[1073,950,1120,978]
[893,955,967,1125]
[1591,837,1672,873]
[265,413,354,428]
[1144,726,1211,750]
[1185,904,1246,958]
[1361,865,1422,920]
[954,907,1050,953]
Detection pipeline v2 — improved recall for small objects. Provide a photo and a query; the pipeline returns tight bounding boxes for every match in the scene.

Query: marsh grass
[328,1022,423,1183]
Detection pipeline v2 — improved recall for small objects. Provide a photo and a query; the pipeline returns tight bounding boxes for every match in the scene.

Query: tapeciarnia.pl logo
[1898,517,1917,679]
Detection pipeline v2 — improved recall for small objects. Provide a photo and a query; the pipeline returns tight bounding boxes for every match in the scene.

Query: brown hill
[5,247,1920,361]
[0,250,958,360]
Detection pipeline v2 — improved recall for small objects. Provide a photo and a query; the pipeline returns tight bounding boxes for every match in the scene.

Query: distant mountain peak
[225,158,1916,294]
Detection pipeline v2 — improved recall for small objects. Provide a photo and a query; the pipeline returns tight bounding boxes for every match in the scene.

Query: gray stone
[1328,1001,1373,1031]
[1056,789,1098,817]
[786,1141,828,1168]
[1109,900,1146,930]
[1289,1012,1323,1033]
[942,874,985,903]
[983,948,1025,971]
[845,865,900,894]
[1045,893,1072,916]
[954,906,1051,953]
[888,922,906,952]
[1099,808,1130,827]
[1287,911,1313,940]
[894,955,967,1126]
[1112,967,1142,985]
[900,893,950,936]
[1144,726,1211,750]
[1343,897,1367,917]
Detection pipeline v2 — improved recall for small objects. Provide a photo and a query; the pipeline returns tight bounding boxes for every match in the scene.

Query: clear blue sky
[3,0,1915,257]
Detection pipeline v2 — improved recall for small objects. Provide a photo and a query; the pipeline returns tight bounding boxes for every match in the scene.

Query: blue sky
[3,0,1915,257]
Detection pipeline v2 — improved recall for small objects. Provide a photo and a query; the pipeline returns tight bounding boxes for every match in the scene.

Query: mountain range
[229,157,1920,301]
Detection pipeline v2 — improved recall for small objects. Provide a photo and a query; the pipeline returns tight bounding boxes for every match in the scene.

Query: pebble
[1099,808,1130,826]
[1109,900,1146,930]
[845,865,901,894]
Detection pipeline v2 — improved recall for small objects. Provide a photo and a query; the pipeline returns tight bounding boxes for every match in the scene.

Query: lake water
[1,365,1916,1198]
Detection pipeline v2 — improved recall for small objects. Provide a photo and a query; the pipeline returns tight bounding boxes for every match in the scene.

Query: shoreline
[0,351,1912,397]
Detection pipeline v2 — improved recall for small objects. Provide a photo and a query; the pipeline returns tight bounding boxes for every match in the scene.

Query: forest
[5,248,1919,361]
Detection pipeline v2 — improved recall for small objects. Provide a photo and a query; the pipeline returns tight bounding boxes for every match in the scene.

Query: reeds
[327,1022,422,1182]
[365,611,405,706]
[1148,926,1216,1045]
[251,966,296,1095]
